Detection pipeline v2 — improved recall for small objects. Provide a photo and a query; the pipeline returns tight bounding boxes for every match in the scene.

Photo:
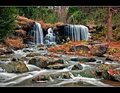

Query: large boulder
[69,44,91,53]
[28,57,64,68]
[90,43,109,57]
[1,61,29,73]
[95,64,111,79]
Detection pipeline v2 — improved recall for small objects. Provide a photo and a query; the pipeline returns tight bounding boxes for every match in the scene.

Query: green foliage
[68,7,81,14]
[17,7,56,24]
[91,26,107,40]
[0,7,17,41]
[113,27,120,41]
[70,11,84,24]
[108,48,116,54]
[79,50,83,54]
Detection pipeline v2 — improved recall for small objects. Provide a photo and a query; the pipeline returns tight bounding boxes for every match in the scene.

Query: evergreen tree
[0,7,17,41]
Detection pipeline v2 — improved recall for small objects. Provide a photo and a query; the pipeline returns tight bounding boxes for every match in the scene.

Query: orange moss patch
[15,16,34,28]
[16,29,26,37]
[48,53,58,57]
[107,69,120,76]
[4,37,23,48]
[47,41,93,57]
[39,57,48,63]
[37,45,44,47]
[35,19,52,31]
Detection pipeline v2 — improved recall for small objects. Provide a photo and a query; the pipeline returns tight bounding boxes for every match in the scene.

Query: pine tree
[0,7,17,41]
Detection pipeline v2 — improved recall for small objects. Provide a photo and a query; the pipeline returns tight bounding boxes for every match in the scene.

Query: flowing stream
[0,44,118,87]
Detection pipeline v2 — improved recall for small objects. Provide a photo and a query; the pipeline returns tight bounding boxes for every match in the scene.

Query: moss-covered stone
[2,61,29,73]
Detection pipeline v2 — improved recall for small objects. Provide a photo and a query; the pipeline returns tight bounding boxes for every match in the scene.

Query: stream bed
[0,44,120,87]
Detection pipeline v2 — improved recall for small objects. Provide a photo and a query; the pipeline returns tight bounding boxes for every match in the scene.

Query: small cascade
[44,27,56,45]
[64,24,91,41]
[32,22,44,45]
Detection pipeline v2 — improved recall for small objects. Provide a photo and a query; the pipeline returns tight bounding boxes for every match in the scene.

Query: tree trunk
[106,7,113,42]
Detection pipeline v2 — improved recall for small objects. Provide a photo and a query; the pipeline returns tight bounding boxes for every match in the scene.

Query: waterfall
[44,27,56,45]
[64,24,91,41]
[32,22,44,45]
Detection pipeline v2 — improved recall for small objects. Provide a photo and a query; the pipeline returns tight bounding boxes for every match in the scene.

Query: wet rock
[47,63,67,69]
[1,61,29,73]
[105,55,114,61]
[26,53,35,57]
[11,57,19,61]
[22,44,29,48]
[50,73,71,79]
[37,45,44,47]
[47,53,60,58]
[23,49,33,52]
[95,64,111,79]
[61,73,71,79]
[34,53,42,56]
[111,75,120,82]
[72,63,83,70]
[0,47,14,55]
[28,57,64,68]
[106,69,120,81]
[70,57,96,62]
[74,68,100,78]
[69,45,90,52]
[32,74,50,81]
[96,60,104,64]
[38,48,45,51]
[90,43,109,57]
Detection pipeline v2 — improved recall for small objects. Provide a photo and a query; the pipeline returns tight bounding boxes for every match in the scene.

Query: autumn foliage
[48,41,92,57]
[4,36,23,48]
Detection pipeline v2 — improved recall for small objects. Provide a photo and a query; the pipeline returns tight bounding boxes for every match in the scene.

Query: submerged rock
[1,61,29,73]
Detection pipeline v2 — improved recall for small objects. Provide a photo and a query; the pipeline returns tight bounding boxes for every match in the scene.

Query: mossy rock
[26,53,35,57]
[2,61,29,73]
[32,74,50,81]
[72,63,83,70]
[96,64,111,73]
[50,72,71,79]
[79,69,100,78]
[70,57,96,62]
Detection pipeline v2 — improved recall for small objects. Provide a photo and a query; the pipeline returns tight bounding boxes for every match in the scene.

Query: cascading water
[64,24,91,41]
[30,23,56,45]
[44,27,56,45]
[31,22,44,45]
